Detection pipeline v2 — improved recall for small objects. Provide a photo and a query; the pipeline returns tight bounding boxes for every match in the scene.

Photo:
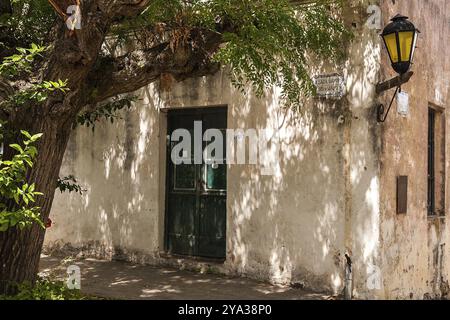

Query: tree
[0,0,348,294]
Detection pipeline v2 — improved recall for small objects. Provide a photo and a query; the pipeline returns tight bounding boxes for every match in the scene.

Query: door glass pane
[174,164,195,190]
[171,129,195,190]
[206,164,226,190]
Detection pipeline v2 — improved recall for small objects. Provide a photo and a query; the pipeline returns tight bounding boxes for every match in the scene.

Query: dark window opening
[427,108,436,215]
[428,107,445,216]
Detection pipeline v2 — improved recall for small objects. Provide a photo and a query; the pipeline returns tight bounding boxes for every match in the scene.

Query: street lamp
[381,14,418,75]
[377,14,419,122]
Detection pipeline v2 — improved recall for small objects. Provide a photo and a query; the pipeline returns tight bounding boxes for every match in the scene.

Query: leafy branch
[5,79,68,106]
[109,0,350,109]
[0,43,70,232]
[0,43,47,77]
[75,95,137,131]
[56,175,86,195]
[0,130,44,231]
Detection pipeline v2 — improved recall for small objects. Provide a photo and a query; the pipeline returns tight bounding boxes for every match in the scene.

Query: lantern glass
[398,31,415,62]
[383,33,399,63]
[410,32,418,62]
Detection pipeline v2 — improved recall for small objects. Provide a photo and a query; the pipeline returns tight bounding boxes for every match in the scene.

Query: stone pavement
[39,255,330,300]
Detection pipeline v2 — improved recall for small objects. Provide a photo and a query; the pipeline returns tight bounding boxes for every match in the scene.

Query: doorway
[165,106,227,259]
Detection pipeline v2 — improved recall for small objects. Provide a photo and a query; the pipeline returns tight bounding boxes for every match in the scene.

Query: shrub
[0,277,85,300]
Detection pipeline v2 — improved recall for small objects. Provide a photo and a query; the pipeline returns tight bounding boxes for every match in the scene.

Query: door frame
[163,105,228,260]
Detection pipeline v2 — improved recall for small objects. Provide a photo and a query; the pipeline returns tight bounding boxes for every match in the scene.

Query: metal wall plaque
[313,73,346,99]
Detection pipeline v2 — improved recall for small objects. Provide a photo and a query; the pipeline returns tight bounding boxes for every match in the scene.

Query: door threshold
[159,251,225,265]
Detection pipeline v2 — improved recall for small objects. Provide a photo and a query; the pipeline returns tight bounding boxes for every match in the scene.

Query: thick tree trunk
[0,112,73,295]
[0,2,108,294]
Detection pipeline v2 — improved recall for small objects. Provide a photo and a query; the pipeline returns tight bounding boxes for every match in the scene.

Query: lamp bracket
[377,86,401,123]
[376,71,413,94]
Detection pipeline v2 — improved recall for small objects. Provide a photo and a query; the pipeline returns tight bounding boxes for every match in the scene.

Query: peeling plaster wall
[379,0,450,299]
[45,1,385,296]
[343,1,382,298]
[47,88,161,260]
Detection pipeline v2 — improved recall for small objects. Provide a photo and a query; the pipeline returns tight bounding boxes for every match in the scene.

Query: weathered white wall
[47,85,162,259]
[46,70,351,293]
[45,0,387,297]
[342,1,383,298]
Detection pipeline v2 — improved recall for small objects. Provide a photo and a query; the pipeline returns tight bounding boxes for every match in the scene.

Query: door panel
[198,195,226,258]
[166,107,227,259]
[166,193,197,256]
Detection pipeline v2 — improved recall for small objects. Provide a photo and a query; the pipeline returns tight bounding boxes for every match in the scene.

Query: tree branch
[0,76,13,100]
[97,0,152,18]
[47,0,68,18]
[86,27,223,104]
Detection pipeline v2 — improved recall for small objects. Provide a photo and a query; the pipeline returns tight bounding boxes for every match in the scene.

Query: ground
[39,255,330,300]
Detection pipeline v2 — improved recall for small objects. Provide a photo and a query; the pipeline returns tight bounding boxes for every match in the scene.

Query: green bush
[0,277,86,300]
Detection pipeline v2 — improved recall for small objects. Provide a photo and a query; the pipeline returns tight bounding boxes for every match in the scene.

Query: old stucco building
[44,0,450,299]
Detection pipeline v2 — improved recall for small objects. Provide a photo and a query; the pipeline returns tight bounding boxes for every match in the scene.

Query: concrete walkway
[39,255,330,300]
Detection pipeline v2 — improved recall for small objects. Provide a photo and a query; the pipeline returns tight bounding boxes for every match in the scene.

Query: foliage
[0,130,44,232]
[0,44,63,232]
[0,44,67,114]
[111,0,350,108]
[6,79,68,106]
[0,44,67,108]
[0,43,47,77]
[3,1,349,110]
[0,0,55,49]
[75,95,137,131]
[57,175,86,195]
[0,277,85,300]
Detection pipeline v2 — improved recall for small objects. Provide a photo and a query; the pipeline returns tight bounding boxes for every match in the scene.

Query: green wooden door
[165,107,227,259]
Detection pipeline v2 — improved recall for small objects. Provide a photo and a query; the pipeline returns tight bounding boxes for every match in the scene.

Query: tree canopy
[1,0,349,110]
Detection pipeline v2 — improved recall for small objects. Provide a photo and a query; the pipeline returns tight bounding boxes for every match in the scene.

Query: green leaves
[3,79,68,106]
[0,277,86,300]
[0,130,44,232]
[0,43,47,77]
[0,45,67,110]
[9,143,23,153]
[75,95,137,131]
[20,130,42,143]
[57,175,86,195]
[41,79,68,92]
[112,0,349,109]
[0,43,63,233]
[0,0,55,49]
[210,0,350,108]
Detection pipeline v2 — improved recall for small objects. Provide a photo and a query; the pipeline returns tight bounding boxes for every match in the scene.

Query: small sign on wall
[397,91,409,117]
[313,73,345,99]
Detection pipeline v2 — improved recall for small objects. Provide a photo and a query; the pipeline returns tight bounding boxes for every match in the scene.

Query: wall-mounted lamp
[377,14,419,122]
